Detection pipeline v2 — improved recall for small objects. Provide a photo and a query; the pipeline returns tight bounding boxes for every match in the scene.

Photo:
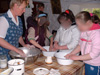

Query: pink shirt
[80,23,100,66]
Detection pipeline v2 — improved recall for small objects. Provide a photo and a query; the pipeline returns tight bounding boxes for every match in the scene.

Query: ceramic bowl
[55,50,73,65]
[42,46,56,57]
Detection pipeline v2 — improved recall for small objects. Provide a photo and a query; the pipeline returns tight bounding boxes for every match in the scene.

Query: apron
[0,13,23,60]
[25,17,46,46]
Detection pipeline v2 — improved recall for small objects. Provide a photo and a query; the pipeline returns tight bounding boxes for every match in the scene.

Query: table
[0,56,85,75]
[25,56,85,75]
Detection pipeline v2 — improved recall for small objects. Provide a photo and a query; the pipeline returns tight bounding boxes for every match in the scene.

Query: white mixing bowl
[42,46,56,57]
[56,58,73,65]
[55,50,73,65]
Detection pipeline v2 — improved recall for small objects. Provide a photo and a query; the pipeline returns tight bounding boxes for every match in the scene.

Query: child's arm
[49,37,54,50]
[58,45,68,50]
[29,40,47,51]
[69,53,92,61]
[54,41,59,50]
[65,45,81,58]
[46,29,54,51]
[53,29,60,50]
[54,41,68,50]
[70,45,81,54]
[66,45,91,61]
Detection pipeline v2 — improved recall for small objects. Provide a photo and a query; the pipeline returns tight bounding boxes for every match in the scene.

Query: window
[83,8,100,18]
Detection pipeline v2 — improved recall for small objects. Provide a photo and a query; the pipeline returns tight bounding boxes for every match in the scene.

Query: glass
[0,55,7,68]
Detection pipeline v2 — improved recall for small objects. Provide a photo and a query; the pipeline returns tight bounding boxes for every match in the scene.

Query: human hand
[49,45,54,51]
[23,44,31,48]
[54,43,60,50]
[68,54,79,60]
[17,49,26,57]
[64,53,72,59]
[50,48,57,51]
[41,48,47,51]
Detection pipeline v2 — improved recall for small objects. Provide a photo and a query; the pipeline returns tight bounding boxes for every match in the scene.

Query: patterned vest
[0,13,23,60]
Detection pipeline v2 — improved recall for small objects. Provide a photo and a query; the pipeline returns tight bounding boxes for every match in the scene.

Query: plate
[33,67,49,75]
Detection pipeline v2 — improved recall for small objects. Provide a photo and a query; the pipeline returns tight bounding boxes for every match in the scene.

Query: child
[37,2,45,12]
[65,11,100,75]
[54,10,80,52]
[25,13,53,51]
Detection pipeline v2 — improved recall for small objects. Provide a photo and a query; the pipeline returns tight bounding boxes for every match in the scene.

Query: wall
[44,0,69,32]
[44,3,60,32]
[32,0,100,32]
[43,0,77,32]
[44,0,100,32]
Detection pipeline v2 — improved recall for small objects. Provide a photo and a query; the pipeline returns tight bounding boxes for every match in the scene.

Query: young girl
[25,13,53,51]
[54,10,80,52]
[66,11,100,75]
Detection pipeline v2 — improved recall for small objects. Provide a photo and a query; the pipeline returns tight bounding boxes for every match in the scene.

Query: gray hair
[10,0,28,8]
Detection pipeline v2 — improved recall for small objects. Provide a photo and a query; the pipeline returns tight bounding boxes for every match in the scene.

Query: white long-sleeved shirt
[54,25,80,51]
